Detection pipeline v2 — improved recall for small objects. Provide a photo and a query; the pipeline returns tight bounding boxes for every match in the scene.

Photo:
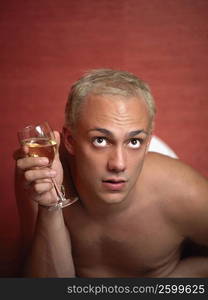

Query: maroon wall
[0,0,208,276]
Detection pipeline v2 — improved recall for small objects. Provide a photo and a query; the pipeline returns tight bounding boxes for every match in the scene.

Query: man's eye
[92,137,107,147]
[128,138,142,149]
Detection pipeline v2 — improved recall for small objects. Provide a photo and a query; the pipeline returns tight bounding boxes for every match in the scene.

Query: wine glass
[17,121,78,210]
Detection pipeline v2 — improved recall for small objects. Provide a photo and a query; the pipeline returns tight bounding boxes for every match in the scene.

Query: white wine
[22,137,57,165]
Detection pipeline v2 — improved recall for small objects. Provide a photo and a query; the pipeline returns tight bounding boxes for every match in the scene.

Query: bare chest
[67,210,183,277]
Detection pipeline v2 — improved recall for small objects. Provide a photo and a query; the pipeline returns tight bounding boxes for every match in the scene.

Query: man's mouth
[102,178,126,191]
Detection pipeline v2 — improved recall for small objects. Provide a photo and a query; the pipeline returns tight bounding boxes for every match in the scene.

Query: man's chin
[98,191,127,205]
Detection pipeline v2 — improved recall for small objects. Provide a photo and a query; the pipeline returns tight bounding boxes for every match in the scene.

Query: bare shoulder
[141,152,208,244]
[143,152,208,197]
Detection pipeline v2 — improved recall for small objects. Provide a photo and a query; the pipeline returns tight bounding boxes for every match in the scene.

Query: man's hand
[16,131,63,208]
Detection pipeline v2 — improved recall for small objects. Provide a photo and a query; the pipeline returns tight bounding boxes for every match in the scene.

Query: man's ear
[62,126,75,155]
[145,134,152,153]
[145,119,154,153]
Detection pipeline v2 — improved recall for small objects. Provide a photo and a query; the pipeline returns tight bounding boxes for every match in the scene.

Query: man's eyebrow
[88,128,113,136]
[88,128,148,137]
[128,129,148,137]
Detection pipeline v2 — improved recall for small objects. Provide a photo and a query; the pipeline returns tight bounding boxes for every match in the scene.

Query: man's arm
[24,207,75,277]
[147,153,208,277]
[16,131,75,277]
[169,161,208,248]
[167,256,208,277]
[149,153,208,247]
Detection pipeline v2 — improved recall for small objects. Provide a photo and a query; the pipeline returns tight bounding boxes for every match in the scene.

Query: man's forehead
[90,92,146,110]
[82,93,148,114]
[85,92,144,103]
[88,127,149,137]
[74,93,151,132]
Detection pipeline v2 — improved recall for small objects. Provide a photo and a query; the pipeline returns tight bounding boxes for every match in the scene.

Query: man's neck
[78,189,138,223]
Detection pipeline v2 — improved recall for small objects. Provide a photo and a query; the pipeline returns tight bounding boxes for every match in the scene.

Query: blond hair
[65,69,156,131]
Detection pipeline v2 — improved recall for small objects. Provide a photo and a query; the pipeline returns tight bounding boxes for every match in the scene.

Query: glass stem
[51,177,65,202]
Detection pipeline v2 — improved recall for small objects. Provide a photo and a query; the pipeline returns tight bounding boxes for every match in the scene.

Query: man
[16,69,208,277]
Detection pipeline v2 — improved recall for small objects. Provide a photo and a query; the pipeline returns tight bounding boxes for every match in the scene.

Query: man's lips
[102,178,127,191]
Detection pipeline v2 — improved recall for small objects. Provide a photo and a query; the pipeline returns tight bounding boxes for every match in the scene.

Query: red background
[0,0,208,276]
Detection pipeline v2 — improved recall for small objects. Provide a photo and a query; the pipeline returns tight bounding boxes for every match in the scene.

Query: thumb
[54,130,60,148]
[54,131,61,159]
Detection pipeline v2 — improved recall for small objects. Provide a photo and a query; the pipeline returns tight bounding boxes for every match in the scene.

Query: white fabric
[149,136,178,159]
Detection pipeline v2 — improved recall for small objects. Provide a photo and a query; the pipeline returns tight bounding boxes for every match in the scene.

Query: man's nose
[107,147,126,173]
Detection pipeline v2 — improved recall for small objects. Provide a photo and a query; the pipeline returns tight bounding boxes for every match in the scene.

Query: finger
[23,178,53,191]
[35,178,53,184]
[17,157,49,171]
[32,191,58,206]
[24,168,56,183]
[33,181,54,194]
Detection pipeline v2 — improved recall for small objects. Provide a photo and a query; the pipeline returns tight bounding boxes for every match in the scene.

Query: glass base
[48,197,79,211]
[59,197,79,208]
